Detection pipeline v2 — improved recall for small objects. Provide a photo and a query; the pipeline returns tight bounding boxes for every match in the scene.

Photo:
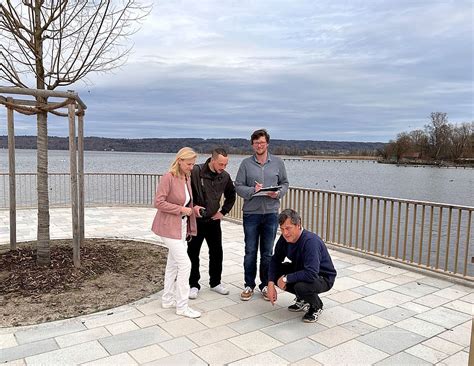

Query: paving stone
[106,320,140,335]
[432,286,469,300]
[316,305,364,327]
[158,316,207,337]
[415,306,470,328]
[2,359,26,365]
[351,270,393,282]
[133,314,164,328]
[385,275,417,285]
[196,308,239,328]
[192,339,250,365]
[412,293,451,308]
[364,290,414,308]
[359,314,393,328]
[391,281,438,298]
[374,351,431,365]
[99,325,172,355]
[229,330,283,355]
[193,297,237,312]
[405,343,449,364]
[82,307,144,329]
[226,297,280,318]
[309,325,358,347]
[438,323,471,347]
[0,334,17,349]
[398,301,431,314]
[330,277,367,291]
[291,357,323,366]
[443,299,472,315]
[365,280,399,291]
[228,315,275,334]
[351,286,379,296]
[312,339,389,365]
[422,336,464,356]
[54,327,111,348]
[14,320,86,344]
[395,317,446,337]
[376,306,417,322]
[437,350,469,365]
[25,340,108,365]
[261,318,327,343]
[186,325,239,346]
[0,339,58,363]
[128,344,169,364]
[341,319,378,335]
[228,350,289,365]
[262,307,304,322]
[82,352,138,365]
[326,289,363,303]
[357,325,426,355]
[159,336,197,355]
[343,299,385,316]
[373,265,409,275]
[273,338,327,362]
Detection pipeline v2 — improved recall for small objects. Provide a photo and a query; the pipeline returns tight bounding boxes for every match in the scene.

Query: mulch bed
[0,238,167,327]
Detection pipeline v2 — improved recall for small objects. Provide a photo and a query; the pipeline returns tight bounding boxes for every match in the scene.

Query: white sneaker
[210,284,229,295]
[189,287,199,299]
[176,306,201,318]
[161,300,176,309]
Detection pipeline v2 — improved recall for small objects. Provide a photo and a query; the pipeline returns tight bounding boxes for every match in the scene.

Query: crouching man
[267,209,337,323]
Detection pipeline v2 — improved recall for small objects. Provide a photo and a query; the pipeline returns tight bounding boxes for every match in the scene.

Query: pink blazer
[151,172,197,240]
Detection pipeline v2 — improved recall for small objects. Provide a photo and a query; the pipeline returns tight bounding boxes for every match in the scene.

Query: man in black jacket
[187,148,236,299]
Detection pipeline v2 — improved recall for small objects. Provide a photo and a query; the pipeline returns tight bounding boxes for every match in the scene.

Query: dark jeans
[277,263,331,310]
[187,219,223,289]
[243,213,278,291]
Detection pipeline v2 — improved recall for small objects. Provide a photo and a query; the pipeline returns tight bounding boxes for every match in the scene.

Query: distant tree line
[0,136,385,156]
[380,112,473,164]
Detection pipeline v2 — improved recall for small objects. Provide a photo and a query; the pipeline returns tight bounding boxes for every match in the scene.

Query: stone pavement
[0,207,472,365]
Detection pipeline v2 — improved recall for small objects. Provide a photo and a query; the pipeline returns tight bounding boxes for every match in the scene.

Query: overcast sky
[1,0,473,142]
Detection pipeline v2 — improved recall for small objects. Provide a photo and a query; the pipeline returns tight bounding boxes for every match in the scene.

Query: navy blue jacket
[268,230,337,287]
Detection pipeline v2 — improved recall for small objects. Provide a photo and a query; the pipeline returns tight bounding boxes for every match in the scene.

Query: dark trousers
[243,213,278,291]
[278,263,331,310]
[187,219,223,289]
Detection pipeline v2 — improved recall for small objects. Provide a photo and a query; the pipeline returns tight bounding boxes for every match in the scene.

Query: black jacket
[190,158,236,220]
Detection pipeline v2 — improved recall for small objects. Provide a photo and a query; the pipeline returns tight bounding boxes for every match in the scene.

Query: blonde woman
[151,147,204,318]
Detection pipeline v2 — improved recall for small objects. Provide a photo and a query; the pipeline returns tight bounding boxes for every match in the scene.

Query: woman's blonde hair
[169,147,197,177]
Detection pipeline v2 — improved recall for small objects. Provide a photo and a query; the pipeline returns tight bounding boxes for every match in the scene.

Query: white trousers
[160,218,191,310]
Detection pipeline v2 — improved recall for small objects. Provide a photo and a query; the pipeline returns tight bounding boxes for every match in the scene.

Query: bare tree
[425,112,450,160]
[0,0,150,266]
[449,122,473,160]
[408,129,429,159]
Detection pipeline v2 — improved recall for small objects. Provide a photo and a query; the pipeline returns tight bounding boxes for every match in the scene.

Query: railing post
[7,98,16,250]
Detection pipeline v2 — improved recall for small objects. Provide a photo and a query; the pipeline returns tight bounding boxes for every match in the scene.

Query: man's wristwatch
[282,275,287,283]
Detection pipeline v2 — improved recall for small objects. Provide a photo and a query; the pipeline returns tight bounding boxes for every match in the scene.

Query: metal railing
[1,173,472,281]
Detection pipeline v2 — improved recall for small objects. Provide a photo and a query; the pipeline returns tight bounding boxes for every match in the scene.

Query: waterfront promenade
[0,207,472,365]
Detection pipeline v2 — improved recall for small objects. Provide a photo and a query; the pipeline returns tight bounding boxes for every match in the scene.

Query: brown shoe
[261,286,270,301]
[240,286,254,301]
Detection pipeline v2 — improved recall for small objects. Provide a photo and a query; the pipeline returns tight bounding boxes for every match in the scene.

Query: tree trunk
[36,109,50,266]
[34,0,50,266]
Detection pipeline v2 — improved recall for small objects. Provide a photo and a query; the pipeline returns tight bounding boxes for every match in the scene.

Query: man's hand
[276,275,286,290]
[267,282,278,305]
[255,181,263,192]
[211,211,224,220]
[267,191,279,199]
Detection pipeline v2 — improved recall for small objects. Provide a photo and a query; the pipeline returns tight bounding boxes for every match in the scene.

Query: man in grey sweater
[235,129,289,301]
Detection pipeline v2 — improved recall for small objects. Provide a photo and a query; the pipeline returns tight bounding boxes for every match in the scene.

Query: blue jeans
[243,213,278,290]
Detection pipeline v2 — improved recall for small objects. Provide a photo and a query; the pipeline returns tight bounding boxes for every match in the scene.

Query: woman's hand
[181,207,193,216]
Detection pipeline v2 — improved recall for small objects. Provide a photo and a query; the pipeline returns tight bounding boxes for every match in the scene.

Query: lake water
[1,149,473,206]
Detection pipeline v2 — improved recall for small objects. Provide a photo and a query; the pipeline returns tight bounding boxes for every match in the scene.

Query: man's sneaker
[176,306,201,318]
[261,286,270,301]
[189,287,199,299]
[288,298,310,312]
[211,284,230,295]
[161,300,176,309]
[240,286,254,301]
[302,307,323,323]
